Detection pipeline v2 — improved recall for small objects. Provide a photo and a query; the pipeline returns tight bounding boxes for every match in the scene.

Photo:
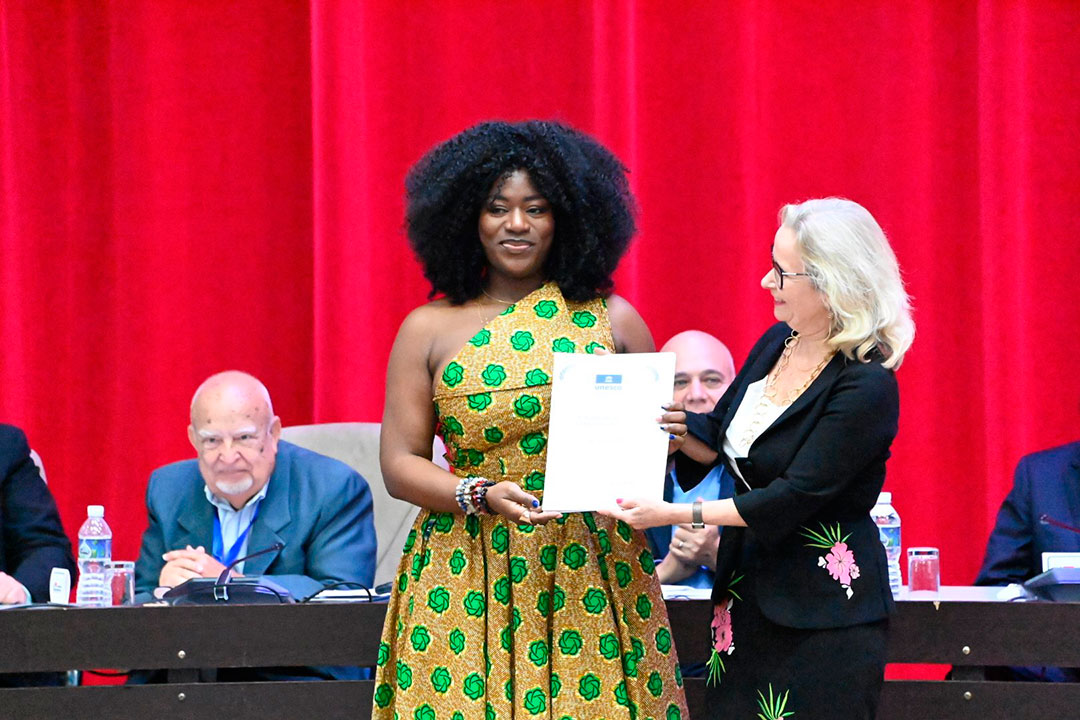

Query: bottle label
[78,538,112,560]
[877,525,901,550]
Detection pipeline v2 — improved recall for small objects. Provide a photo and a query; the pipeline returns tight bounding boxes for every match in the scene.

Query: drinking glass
[907,547,940,597]
[108,561,136,605]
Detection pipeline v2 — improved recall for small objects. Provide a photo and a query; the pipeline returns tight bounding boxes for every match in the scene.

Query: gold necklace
[761,332,799,403]
[739,331,835,448]
[472,287,518,331]
[763,333,834,406]
[472,299,498,329]
[481,287,515,304]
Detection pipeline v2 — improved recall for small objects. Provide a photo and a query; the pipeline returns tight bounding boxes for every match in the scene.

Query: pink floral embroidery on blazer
[801,523,860,599]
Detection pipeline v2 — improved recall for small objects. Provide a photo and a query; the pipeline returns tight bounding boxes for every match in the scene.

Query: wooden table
[0,590,1076,719]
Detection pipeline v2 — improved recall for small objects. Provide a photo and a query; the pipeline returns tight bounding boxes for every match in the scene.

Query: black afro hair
[405,120,636,304]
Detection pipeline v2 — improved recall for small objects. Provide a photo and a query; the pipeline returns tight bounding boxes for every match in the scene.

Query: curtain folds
[2,1,1078,586]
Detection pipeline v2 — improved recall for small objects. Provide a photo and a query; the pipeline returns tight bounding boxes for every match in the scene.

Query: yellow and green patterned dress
[373,282,688,720]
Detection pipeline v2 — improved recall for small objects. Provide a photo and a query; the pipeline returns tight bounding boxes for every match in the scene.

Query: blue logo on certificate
[595,374,622,388]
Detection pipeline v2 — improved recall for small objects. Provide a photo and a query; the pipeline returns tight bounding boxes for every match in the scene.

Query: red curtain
[3,1,1078,595]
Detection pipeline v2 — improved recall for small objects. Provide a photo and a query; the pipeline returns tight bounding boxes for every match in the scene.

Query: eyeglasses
[771,258,811,290]
[196,429,267,455]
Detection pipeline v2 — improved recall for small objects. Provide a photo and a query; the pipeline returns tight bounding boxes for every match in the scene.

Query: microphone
[1039,514,1080,535]
[162,542,291,605]
[213,542,285,600]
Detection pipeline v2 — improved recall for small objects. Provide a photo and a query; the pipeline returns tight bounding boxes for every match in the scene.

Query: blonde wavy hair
[779,198,915,369]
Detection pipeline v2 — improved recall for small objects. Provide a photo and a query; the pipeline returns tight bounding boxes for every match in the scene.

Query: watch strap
[691,499,705,529]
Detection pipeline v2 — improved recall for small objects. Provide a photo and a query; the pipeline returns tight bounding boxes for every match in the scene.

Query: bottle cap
[87,505,105,518]
[877,491,892,505]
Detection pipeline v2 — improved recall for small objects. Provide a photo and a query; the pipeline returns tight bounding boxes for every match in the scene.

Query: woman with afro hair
[374,120,689,720]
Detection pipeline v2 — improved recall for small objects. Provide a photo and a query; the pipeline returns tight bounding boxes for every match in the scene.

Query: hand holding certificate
[541,352,676,512]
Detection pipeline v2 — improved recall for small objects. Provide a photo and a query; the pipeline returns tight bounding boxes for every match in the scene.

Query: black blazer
[684,323,897,630]
[0,424,75,602]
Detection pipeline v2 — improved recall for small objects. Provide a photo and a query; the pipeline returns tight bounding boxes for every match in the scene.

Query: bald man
[134,371,376,601]
[647,331,736,588]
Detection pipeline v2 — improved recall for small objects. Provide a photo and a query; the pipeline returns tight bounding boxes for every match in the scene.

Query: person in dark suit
[605,198,914,720]
[132,371,376,681]
[0,424,75,604]
[976,441,1080,586]
[974,440,1080,681]
[0,423,76,686]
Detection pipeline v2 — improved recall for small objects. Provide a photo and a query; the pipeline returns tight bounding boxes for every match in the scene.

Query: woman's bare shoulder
[605,293,655,353]
[397,298,460,335]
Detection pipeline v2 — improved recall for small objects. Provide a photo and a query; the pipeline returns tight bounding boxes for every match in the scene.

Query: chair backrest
[280,422,434,589]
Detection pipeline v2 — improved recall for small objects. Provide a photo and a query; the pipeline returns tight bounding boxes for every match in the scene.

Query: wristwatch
[691,499,705,529]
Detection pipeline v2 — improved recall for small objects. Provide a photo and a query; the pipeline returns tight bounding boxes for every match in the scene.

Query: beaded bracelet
[454,477,474,514]
[470,481,485,512]
[475,480,495,515]
[455,477,495,515]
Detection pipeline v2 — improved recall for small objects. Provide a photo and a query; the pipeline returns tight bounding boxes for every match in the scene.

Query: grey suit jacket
[134,440,376,599]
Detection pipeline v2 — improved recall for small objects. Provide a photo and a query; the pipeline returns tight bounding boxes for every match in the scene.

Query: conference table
[1,588,1077,719]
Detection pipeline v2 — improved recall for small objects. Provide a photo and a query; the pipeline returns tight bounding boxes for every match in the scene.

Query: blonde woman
[605,198,914,720]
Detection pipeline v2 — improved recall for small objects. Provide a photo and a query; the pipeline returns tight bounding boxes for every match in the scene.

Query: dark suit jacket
[685,322,896,629]
[0,424,75,602]
[975,441,1080,586]
[134,440,376,599]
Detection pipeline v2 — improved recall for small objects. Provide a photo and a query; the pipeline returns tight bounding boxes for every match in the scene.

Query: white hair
[779,198,915,369]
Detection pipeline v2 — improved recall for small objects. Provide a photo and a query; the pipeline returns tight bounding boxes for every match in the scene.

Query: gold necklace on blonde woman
[740,331,835,448]
[762,331,835,406]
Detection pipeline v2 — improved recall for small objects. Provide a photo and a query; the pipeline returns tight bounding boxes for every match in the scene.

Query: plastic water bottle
[871,492,902,596]
[75,505,112,607]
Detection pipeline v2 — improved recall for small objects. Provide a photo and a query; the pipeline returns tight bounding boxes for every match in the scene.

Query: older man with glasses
[131,371,376,681]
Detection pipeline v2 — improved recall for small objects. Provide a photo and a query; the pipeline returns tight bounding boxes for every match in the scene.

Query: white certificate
[542,352,675,512]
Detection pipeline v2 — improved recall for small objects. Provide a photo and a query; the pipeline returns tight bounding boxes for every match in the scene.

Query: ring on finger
[523,509,532,524]
[677,540,684,549]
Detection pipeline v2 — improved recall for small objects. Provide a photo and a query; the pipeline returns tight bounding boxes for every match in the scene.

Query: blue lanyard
[212,501,261,567]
